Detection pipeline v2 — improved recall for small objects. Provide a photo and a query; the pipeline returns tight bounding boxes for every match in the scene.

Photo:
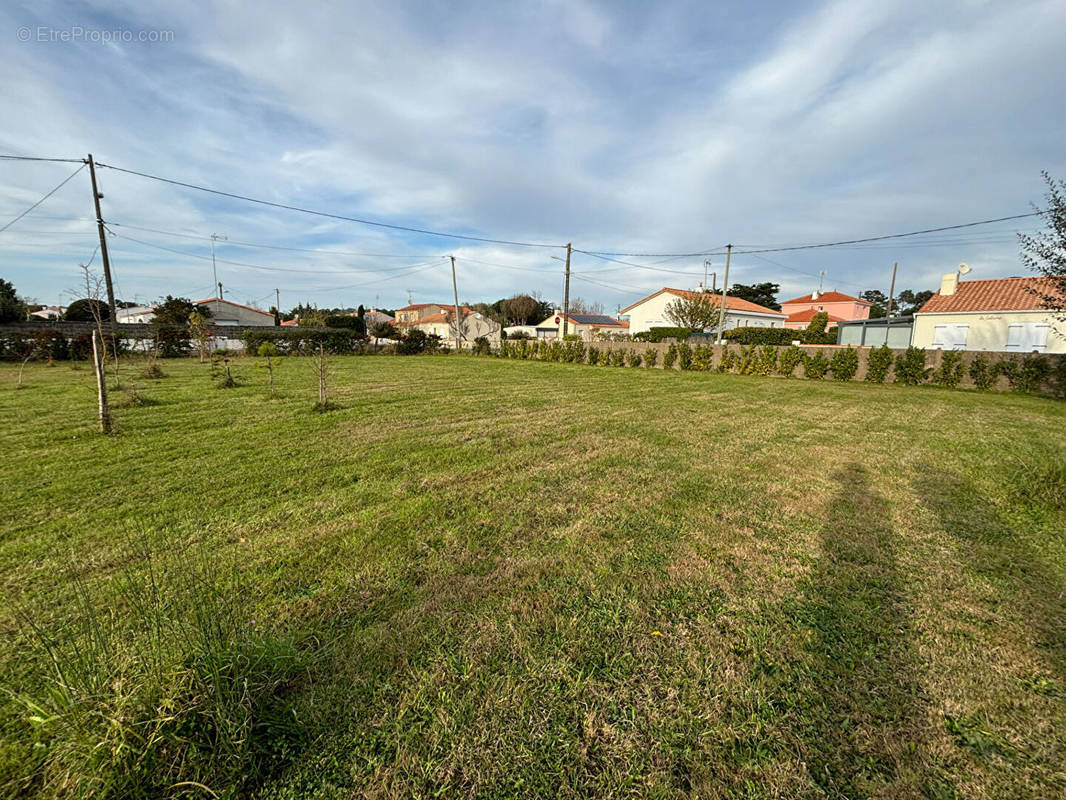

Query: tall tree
[728,282,781,310]
[153,296,200,324]
[1019,171,1066,324]
[568,297,605,315]
[501,294,541,325]
[860,290,888,319]
[664,291,722,331]
[0,278,27,323]
[895,289,934,315]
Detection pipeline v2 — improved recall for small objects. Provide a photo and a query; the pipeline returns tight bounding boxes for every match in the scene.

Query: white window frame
[1006,323,1050,352]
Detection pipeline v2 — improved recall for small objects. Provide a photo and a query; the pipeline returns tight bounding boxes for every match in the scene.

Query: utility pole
[715,244,732,344]
[884,261,898,345]
[711,271,717,293]
[86,154,117,336]
[449,255,462,352]
[275,288,281,326]
[211,234,226,316]
[562,243,572,337]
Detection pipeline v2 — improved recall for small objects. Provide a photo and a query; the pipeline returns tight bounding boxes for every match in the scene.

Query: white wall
[913,311,1065,353]
[625,292,785,334]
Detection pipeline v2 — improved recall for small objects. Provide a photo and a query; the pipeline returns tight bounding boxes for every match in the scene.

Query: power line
[95,161,566,249]
[108,221,440,258]
[0,154,86,164]
[0,163,87,234]
[106,227,437,276]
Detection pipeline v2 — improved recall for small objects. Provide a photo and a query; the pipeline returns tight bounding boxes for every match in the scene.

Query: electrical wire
[95,161,566,249]
[108,221,439,258]
[0,154,86,164]
[0,163,87,234]
[106,227,437,276]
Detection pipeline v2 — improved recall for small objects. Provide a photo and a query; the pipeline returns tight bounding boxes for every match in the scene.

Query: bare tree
[1019,171,1066,326]
[188,311,212,363]
[664,291,722,331]
[568,297,605,315]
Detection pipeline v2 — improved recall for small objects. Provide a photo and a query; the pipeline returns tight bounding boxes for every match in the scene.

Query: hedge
[632,327,691,342]
[240,328,369,354]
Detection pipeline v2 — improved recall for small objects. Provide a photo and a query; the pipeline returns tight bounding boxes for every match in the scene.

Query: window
[1006,323,1050,352]
[932,324,968,350]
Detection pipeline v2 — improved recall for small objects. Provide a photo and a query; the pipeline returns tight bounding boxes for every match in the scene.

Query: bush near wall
[632,327,692,342]
[0,329,128,361]
[491,338,1065,398]
[721,328,797,346]
[240,328,369,355]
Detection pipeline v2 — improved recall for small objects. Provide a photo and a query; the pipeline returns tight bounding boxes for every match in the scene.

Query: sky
[2,0,1064,313]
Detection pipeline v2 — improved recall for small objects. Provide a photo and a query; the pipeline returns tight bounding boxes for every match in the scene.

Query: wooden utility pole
[86,155,118,336]
[449,255,462,352]
[275,288,281,326]
[91,329,112,434]
[884,261,898,345]
[715,244,732,344]
[562,243,572,337]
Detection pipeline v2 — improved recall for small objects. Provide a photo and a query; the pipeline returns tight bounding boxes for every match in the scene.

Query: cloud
[1,0,1063,308]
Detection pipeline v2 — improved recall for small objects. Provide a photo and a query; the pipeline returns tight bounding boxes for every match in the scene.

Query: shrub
[64,298,110,322]
[722,327,797,346]
[866,345,893,383]
[633,327,692,343]
[894,347,928,386]
[968,355,995,391]
[471,336,492,356]
[994,358,1019,389]
[395,330,442,355]
[931,351,965,388]
[752,345,778,375]
[663,342,678,368]
[829,347,859,381]
[806,311,829,335]
[587,346,601,365]
[609,348,626,367]
[1015,355,1050,394]
[626,349,642,367]
[642,348,659,368]
[152,326,191,358]
[800,329,839,345]
[778,345,804,377]
[804,350,830,380]
[241,328,368,355]
[677,342,693,370]
[1050,357,1066,400]
[324,315,366,334]
[718,349,740,373]
[691,344,712,371]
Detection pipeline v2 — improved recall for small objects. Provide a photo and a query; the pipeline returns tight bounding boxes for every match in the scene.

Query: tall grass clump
[8,546,316,798]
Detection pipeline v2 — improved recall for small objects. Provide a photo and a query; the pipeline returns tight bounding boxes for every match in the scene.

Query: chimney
[940,272,958,296]
[811,289,820,300]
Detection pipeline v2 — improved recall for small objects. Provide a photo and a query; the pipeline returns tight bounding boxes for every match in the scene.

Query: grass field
[1,354,1064,799]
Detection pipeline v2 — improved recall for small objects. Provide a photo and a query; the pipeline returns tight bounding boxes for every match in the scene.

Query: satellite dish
[958,263,971,275]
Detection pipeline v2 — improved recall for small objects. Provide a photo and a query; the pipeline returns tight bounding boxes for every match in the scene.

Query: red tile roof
[918,276,1065,314]
[405,307,474,325]
[619,287,784,316]
[781,290,869,305]
[785,309,846,323]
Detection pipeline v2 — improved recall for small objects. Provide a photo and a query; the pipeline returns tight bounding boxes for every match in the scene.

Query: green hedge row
[721,327,837,345]
[0,329,133,361]
[240,328,369,355]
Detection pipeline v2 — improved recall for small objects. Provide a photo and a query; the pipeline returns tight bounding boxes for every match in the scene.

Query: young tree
[806,311,830,334]
[188,311,212,362]
[257,341,279,397]
[0,278,27,323]
[728,282,781,310]
[664,291,722,331]
[311,344,333,411]
[1019,171,1066,324]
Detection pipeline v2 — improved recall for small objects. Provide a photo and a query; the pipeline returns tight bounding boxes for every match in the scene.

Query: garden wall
[498,338,1065,396]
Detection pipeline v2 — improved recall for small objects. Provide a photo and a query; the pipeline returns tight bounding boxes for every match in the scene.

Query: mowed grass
[1,354,1065,799]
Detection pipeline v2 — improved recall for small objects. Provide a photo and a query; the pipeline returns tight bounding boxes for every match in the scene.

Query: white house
[116,305,158,324]
[620,287,786,334]
[912,274,1065,353]
[194,297,276,327]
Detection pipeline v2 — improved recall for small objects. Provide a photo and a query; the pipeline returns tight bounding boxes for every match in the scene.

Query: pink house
[780,290,872,330]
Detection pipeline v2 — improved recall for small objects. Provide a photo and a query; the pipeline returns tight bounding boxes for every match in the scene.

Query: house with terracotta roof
[912,273,1065,353]
[620,288,785,335]
[532,311,629,341]
[398,305,501,346]
[779,290,871,330]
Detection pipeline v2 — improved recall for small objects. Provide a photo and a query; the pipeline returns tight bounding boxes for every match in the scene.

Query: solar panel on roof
[570,314,619,324]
